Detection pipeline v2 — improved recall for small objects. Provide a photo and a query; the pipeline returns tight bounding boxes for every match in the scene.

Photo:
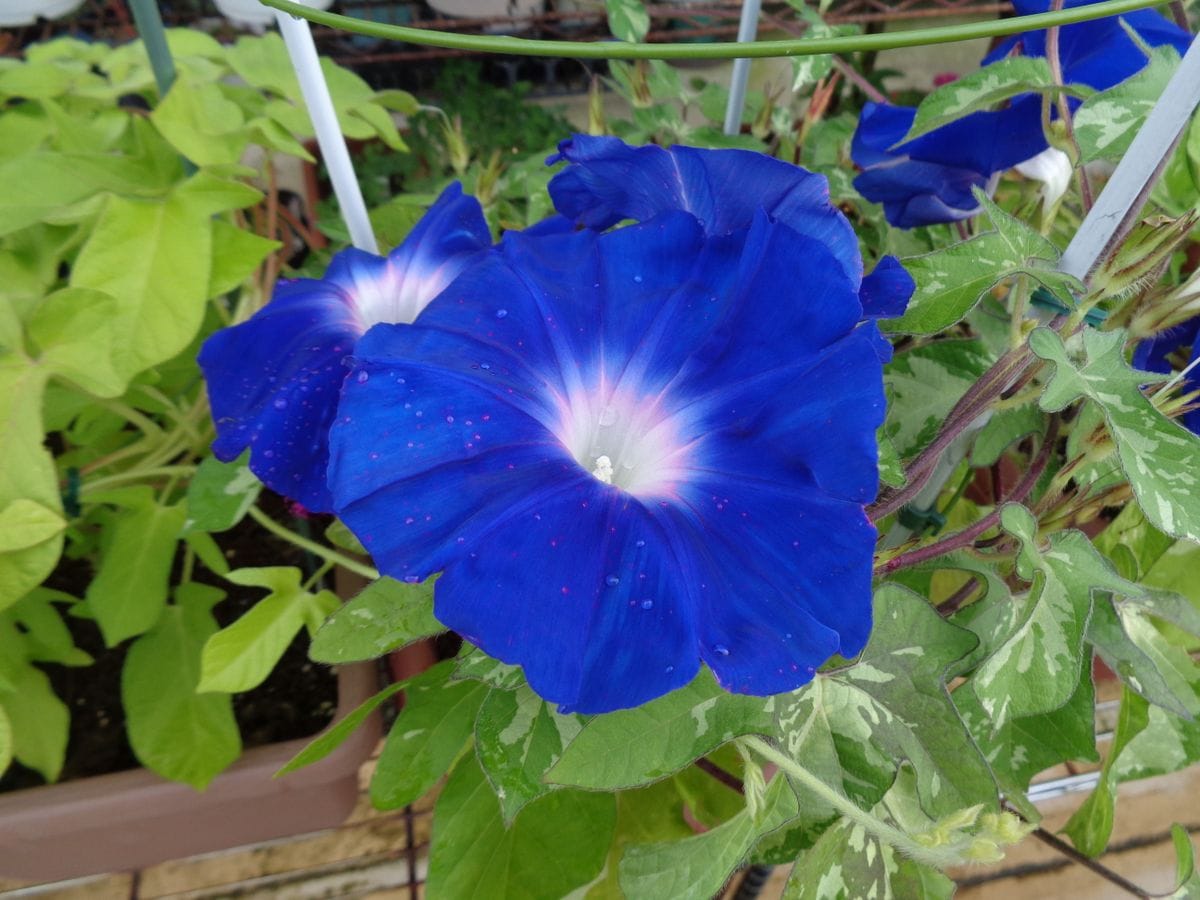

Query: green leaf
[208,219,278,298]
[122,583,241,789]
[1062,688,1149,857]
[1168,824,1200,898]
[369,660,488,810]
[85,492,186,646]
[27,287,126,397]
[784,817,954,900]
[1114,702,1200,783]
[70,190,212,380]
[0,704,11,777]
[906,57,1083,141]
[184,454,261,534]
[1032,326,1200,543]
[877,426,906,488]
[325,517,367,555]
[6,589,91,666]
[970,404,1045,467]
[1093,502,1175,581]
[576,780,698,898]
[184,530,230,577]
[198,566,338,693]
[619,775,797,900]
[173,171,262,216]
[0,151,164,237]
[309,576,441,664]
[1087,591,1200,719]
[0,357,60,608]
[885,198,1078,334]
[453,645,527,690]
[606,0,650,42]
[1075,46,1179,162]
[548,670,775,790]
[428,753,616,899]
[956,655,1097,818]
[776,585,993,840]
[277,681,405,777]
[0,647,68,782]
[150,79,248,167]
[972,505,1137,725]
[0,498,65,553]
[885,340,991,459]
[475,683,584,821]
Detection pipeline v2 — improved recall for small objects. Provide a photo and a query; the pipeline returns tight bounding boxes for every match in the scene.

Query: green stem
[100,399,164,440]
[80,465,197,496]
[247,505,378,581]
[742,736,951,868]
[264,0,1166,60]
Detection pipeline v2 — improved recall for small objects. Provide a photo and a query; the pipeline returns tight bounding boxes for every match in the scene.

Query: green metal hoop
[262,0,1171,60]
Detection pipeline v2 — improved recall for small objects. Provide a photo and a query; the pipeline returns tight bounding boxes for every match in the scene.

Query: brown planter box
[0,661,381,883]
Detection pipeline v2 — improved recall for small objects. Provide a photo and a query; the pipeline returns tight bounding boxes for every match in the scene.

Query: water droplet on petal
[356,370,369,383]
[272,398,288,409]
[635,539,646,548]
[665,665,675,674]
[713,644,730,657]
[640,599,654,610]
[403,575,419,583]
[633,274,643,283]
[445,415,455,424]
[605,575,620,587]
[598,406,619,427]
[495,308,508,319]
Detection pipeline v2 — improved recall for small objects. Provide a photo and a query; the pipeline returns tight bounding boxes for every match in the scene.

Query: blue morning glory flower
[851,100,1046,228]
[1135,319,1200,434]
[328,208,886,713]
[546,134,915,345]
[852,0,1192,228]
[198,184,490,511]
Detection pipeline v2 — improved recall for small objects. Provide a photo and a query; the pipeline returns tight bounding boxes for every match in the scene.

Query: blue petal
[1133,319,1200,374]
[983,2,1191,90]
[199,267,368,511]
[436,484,703,713]
[661,480,875,693]
[199,184,489,511]
[547,134,862,284]
[859,255,916,320]
[853,159,988,228]
[903,100,1046,174]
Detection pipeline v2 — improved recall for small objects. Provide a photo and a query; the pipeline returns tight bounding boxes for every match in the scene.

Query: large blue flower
[198,184,490,511]
[328,210,885,713]
[1134,319,1200,435]
[546,135,915,338]
[853,0,1192,228]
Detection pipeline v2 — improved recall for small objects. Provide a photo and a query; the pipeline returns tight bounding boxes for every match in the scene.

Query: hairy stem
[870,344,1039,521]
[1046,0,1094,211]
[742,736,952,868]
[877,415,1059,574]
[247,505,378,580]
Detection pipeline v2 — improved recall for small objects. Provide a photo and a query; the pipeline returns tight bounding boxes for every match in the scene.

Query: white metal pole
[1059,35,1200,283]
[275,8,379,254]
[723,0,763,136]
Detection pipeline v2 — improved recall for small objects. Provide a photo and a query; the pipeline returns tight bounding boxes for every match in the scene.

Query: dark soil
[0,494,339,793]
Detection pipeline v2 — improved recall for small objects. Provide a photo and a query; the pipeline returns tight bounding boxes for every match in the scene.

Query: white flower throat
[556,390,692,497]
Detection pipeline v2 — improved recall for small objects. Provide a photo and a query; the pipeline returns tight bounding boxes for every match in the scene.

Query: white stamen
[592,454,614,484]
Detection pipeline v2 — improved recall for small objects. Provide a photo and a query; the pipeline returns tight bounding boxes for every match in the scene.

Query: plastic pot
[0,661,381,883]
